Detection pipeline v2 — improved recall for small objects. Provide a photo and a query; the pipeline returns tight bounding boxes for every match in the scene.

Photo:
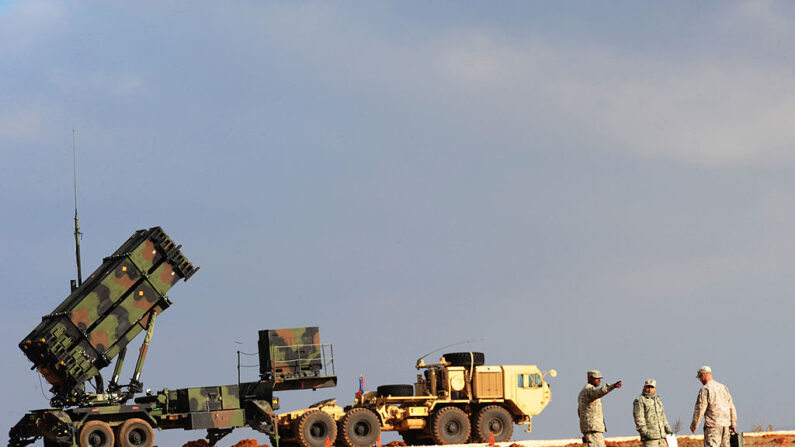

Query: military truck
[273,352,556,447]
[8,227,337,447]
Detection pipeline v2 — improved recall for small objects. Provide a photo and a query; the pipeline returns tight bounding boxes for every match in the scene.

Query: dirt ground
[179,433,795,447]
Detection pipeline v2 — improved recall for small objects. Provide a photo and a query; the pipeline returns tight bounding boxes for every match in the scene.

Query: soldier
[633,379,674,447]
[690,366,737,447]
[578,370,623,447]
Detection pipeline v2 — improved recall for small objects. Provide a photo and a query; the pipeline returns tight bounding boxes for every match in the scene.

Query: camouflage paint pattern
[18,227,197,401]
[189,409,246,429]
[258,327,322,378]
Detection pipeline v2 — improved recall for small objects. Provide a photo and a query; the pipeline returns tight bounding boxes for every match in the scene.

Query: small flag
[325,437,332,447]
[377,434,383,447]
[356,374,366,399]
[488,431,496,446]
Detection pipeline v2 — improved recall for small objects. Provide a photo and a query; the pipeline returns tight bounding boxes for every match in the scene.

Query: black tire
[115,418,154,447]
[79,421,115,447]
[431,407,470,445]
[339,408,380,447]
[442,352,485,367]
[295,411,337,447]
[376,384,414,397]
[472,405,513,443]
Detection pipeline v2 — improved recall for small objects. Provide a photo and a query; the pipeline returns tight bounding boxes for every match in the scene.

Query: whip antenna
[72,129,83,286]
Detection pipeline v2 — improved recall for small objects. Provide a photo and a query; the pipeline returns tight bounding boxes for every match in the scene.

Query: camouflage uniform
[691,380,737,447]
[578,372,620,447]
[633,391,673,447]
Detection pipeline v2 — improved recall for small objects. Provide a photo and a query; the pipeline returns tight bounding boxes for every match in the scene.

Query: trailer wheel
[441,352,485,367]
[473,406,513,443]
[79,421,115,447]
[295,411,337,447]
[376,384,414,397]
[114,418,154,447]
[339,408,380,447]
[431,407,470,445]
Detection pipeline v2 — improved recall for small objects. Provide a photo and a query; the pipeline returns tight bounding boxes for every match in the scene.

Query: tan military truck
[338,352,557,447]
[271,352,555,447]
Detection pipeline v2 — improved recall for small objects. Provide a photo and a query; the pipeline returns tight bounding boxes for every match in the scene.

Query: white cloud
[257,6,795,168]
[719,0,794,42]
[584,65,795,166]
[427,32,795,167]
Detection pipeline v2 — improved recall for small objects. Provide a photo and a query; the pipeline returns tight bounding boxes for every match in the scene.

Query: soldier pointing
[578,370,623,447]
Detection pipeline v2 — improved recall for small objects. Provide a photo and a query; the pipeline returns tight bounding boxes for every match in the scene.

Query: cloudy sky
[2,1,794,445]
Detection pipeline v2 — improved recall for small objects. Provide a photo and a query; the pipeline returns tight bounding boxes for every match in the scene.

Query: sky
[1,1,794,445]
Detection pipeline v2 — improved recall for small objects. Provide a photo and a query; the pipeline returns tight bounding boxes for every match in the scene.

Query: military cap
[696,365,712,377]
[644,379,656,387]
[587,370,603,379]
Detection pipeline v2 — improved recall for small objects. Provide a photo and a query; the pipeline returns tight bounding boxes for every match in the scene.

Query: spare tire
[442,352,485,367]
[376,384,414,397]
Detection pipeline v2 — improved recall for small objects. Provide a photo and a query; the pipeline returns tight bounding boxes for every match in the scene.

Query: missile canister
[18,227,197,400]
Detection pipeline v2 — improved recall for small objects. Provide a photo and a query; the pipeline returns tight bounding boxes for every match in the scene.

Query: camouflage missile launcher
[9,225,345,447]
[19,226,197,406]
[10,325,337,447]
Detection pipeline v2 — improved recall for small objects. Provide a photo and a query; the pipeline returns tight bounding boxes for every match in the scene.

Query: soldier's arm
[729,391,737,430]
[590,382,621,401]
[690,387,708,432]
[633,399,648,438]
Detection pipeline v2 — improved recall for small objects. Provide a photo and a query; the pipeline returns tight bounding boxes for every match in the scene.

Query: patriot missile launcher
[19,227,198,408]
[9,227,337,447]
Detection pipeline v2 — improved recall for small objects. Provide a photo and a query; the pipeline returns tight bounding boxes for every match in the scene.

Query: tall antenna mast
[73,129,83,286]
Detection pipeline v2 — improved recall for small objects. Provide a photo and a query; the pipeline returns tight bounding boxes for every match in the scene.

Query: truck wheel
[339,408,380,447]
[442,352,485,367]
[376,384,414,397]
[296,411,337,447]
[431,407,470,445]
[473,406,513,443]
[79,421,115,447]
[115,418,154,447]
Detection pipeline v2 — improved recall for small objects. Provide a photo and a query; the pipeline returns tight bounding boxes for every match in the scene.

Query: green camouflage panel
[258,327,321,378]
[18,227,197,398]
[189,409,246,429]
[164,385,241,414]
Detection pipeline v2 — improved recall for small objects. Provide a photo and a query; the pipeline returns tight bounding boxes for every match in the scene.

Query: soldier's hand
[613,381,623,389]
[690,425,696,434]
